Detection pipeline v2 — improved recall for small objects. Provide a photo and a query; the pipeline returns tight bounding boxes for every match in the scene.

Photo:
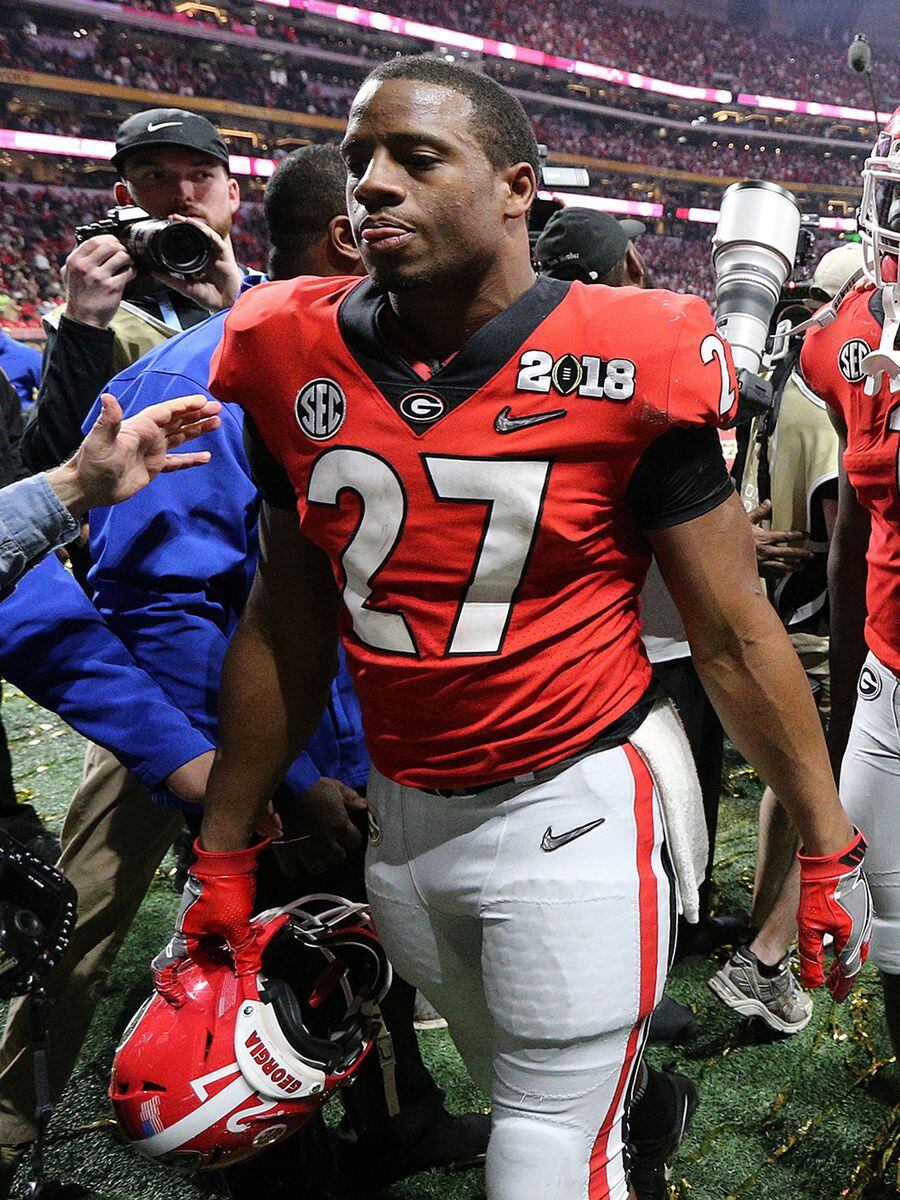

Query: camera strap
[153,293,184,332]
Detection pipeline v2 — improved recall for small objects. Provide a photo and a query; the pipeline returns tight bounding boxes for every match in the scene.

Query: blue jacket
[0,554,214,789]
[86,294,370,807]
[0,332,41,409]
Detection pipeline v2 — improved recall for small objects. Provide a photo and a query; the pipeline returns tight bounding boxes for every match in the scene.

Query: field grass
[1,685,897,1200]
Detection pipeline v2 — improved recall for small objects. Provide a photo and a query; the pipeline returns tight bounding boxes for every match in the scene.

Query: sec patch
[295,378,346,440]
[838,339,870,384]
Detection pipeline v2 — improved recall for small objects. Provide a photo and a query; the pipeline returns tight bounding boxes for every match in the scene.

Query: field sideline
[1,686,897,1200]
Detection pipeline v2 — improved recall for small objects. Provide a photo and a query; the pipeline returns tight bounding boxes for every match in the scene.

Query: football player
[170,59,871,1200]
[800,111,900,1059]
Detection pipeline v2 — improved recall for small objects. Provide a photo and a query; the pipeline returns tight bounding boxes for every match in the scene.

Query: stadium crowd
[66,0,900,109]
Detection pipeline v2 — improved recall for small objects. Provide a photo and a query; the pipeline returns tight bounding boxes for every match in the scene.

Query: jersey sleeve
[626,425,734,530]
[799,321,844,418]
[665,295,739,429]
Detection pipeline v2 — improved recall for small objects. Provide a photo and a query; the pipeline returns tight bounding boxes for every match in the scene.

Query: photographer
[20,108,242,474]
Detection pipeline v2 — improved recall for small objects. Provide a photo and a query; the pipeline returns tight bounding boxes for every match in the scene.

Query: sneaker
[334,1107,490,1195]
[627,1068,698,1200]
[708,946,813,1035]
[413,992,448,1031]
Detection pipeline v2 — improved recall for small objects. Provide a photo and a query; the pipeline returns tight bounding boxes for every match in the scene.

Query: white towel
[629,699,709,924]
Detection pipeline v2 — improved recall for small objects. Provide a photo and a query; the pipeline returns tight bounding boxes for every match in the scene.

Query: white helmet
[858,107,900,286]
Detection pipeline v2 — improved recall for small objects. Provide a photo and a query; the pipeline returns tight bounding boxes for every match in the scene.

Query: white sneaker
[709,946,813,1035]
[413,992,448,1030]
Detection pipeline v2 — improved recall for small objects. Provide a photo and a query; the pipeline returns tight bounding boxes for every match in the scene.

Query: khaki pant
[0,744,183,1144]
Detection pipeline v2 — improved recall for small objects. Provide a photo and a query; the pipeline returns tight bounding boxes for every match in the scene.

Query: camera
[712,181,803,421]
[74,204,213,277]
[0,831,76,1000]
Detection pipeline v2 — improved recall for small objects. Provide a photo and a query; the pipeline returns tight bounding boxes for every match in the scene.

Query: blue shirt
[86,285,370,808]
[0,331,42,409]
[0,554,214,790]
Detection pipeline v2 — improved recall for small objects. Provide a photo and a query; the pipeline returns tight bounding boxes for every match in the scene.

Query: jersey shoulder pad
[209,275,360,414]
[800,284,878,412]
[651,290,738,428]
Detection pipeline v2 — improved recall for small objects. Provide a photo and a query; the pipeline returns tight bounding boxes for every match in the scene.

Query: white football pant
[840,651,900,974]
[365,712,680,1200]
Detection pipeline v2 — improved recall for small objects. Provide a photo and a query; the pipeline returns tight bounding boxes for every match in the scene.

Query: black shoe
[627,1068,699,1200]
[675,912,753,961]
[334,1107,491,1196]
[648,993,696,1045]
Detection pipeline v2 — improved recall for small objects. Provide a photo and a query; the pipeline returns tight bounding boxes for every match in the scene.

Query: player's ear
[501,162,537,221]
[625,244,646,287]
[328,215,363,274]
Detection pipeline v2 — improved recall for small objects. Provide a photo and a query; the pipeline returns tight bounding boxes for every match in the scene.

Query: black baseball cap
[535,208,646,282]
[111,108,230,172]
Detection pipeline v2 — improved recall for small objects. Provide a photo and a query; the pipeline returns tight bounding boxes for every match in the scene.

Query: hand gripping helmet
[859,107,900,286]
[110,895,391,1171]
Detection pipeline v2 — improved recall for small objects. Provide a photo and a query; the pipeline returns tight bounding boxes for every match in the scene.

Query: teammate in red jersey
[800,108,900,1060]
[167,59,870,1200]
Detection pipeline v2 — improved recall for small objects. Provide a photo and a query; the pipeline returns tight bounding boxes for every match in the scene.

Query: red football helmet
[859,106,900,286]
[110,895,391,1171]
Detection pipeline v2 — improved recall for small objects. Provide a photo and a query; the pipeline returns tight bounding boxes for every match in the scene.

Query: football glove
[152,838,270,1004]
[797,827,872,1002]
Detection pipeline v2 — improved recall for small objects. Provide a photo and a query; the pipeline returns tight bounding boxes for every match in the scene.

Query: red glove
[153,838,270,1004]
[797,828,872,1002]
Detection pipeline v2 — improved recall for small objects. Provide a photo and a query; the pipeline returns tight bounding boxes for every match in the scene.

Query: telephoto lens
[124,219,212,276]
[712,181,802,376]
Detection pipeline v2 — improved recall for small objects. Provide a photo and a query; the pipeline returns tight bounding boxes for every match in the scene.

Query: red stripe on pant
[587,744,661,1200]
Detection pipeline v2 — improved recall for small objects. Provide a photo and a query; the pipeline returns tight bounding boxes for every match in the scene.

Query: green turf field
[1,685,897,1199]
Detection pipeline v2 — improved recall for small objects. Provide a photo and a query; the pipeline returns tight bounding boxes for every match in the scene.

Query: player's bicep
[252,502,340,663]
[646,492,764,654]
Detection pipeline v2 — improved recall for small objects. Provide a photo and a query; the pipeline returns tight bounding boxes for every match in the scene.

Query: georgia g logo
[858,665,881,700]
[295,379,346,441]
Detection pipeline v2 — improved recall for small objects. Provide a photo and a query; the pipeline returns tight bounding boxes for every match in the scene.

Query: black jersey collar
[337,275,570,434]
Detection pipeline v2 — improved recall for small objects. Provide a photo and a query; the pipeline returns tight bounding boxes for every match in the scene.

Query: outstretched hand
[748,500,814,577]
[48,392,222,516]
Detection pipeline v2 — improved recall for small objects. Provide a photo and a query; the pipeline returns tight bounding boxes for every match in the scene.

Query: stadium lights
[0,129,855,231]
[253,0,891,125]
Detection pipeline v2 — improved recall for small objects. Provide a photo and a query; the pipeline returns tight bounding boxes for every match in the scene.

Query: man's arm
[648,492,851,855]
[200,502,342,851]
[825,430,870,778]
[0,553,214,799]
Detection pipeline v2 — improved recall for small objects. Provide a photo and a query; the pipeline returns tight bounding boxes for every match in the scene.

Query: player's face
[118,148,239,239]
[342,79,516,292]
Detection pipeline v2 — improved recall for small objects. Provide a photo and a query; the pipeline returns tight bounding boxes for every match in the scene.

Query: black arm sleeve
[0,371,27,488]
[625,425,735,531]
[242,414,297,510]
[19,316,115,474]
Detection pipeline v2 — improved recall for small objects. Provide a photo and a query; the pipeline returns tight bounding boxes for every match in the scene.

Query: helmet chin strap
[862,282,900,395]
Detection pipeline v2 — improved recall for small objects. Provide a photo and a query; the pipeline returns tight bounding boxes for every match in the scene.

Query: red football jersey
[211,275,738,787]
[801,285,900,673]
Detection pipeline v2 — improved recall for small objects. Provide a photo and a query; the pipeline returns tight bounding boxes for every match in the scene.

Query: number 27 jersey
[210,274,738,788]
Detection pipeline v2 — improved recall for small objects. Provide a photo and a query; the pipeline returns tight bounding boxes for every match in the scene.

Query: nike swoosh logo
[146,121,184,132]
[541,817,606,852]
[495,406,567,434]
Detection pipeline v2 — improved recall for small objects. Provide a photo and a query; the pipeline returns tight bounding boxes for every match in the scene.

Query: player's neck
[387,260,537,360]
